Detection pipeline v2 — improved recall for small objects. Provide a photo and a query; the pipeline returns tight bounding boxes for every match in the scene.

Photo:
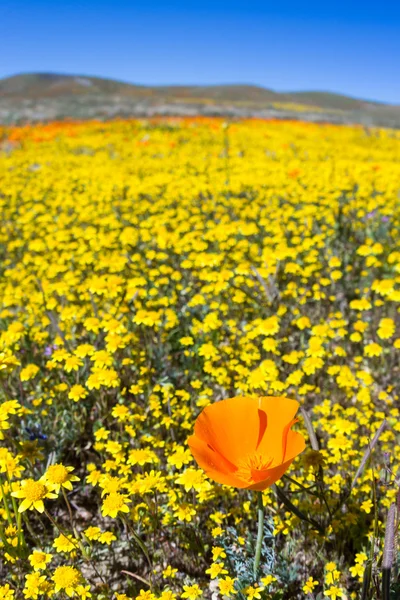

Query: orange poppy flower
[188,396,306,491]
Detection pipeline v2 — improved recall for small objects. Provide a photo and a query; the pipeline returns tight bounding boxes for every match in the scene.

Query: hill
[0,72,399,126]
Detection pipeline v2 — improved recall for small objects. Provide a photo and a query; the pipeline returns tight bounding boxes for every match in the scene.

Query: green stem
[283,474,318,494]
[5,473,25,548]
[0,478,13,526]
[62,488,76,536]
[22,513,42,547]
[253,491,264,581]
[122,515,155,592]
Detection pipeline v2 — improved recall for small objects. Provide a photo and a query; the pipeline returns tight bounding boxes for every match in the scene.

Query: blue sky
[2,1,400,103]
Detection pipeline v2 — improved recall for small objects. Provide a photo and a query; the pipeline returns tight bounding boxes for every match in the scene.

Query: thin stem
[22,513,42,547]
[122,515,154,590]
[0,478,14,526]
[5,473,25,548]
[62,488,76,536]
[43,509,79,549]
[283,474,318,494]
[253,491,264,581]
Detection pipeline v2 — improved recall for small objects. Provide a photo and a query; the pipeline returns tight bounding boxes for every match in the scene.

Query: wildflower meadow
[1,117,400,600]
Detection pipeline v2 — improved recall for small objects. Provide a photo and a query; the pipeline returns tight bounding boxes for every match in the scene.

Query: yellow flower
[219,577,237,597]
[162,565,178,579]
[181,584,202,600]
[260,575,276,587]
[76,585,92,599]
[176,468,205,492]
[68,385,88,402]
[324,587,344,600]
[101,492,131,518]
[0,584,15,600]
[99,531,117,544]
[302,577,319,593]
[136,591,155,600]
[364,342,383,357]
[205,563,228,579]
[211,546,226,561]
[244,586,261,600]
[112,404,131,421]
[180,336,194,346]
[355,552,368,564]
[64,355,83,372]
[174,503,196,522]
[23,573,47,600]
[349,563,364,578]
[52,566,82,597]
[360,499,374,514]
[20,364,40,381]
[167,447,192,469]
[28,550,52,571]
[53,533,77,553]
[296,316,311,330]
[160,591,177,600]
[0,351,20,372]
[11,478,57,513]
[83,526,101,541]
[377,318,395,339]
[42,464,80,493]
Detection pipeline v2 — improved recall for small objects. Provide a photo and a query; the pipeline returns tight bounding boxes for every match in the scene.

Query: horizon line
[0,70,393,107]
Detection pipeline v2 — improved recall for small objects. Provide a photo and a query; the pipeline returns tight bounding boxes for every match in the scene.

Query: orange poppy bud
[188,396,306,491]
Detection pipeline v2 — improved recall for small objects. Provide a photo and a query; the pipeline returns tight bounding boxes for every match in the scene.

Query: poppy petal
[283,429,306,462]
[193,396,263,464]
[256,396,300,463]
[187,434,250,488]
[246,458,295,491]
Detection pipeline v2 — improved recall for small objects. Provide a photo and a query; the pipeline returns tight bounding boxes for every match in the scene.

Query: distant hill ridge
[0,72,389,112]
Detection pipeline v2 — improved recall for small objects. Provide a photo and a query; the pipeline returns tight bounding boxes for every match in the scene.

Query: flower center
[235,454,274,483]
[47,464,68,483]
[101,476,122,493]
[104,493,125,510]
[24,480,47,501]
[53,565,81,588]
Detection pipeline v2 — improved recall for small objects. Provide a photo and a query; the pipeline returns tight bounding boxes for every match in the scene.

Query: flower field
[1,117,400,599]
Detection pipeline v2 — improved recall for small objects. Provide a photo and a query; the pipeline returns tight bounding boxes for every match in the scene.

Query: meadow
[1,117,400,600]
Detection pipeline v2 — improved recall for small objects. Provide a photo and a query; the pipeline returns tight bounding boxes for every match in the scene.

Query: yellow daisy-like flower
[53,533,77,553]
[11,478,57,513]
[23,572,47,600]
[0,350,20,372]
[68,384,88,402]
[303,577,319,594]
[52,565,82,597]
[0,583,15,600]
[76,585,92,599]
[98,531,117,545]
[101,492,131,518]
[364,342,383,357]
[42,464,80,493]
[20,364,40,382]
[244,586,262,600]
[28,550,53,571]
[83,526,102,541]
[205,562,228,579]
[181,584,202,600]
[219,577,237,597]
